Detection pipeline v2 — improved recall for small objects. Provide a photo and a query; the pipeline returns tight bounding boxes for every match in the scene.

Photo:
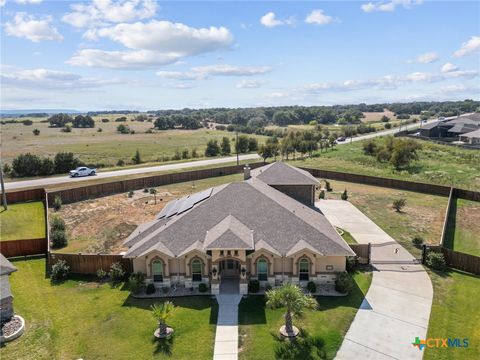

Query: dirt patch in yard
[56,190,176,254]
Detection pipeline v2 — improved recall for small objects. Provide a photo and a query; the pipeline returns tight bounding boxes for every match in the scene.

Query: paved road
[317,200,433,360]
[4,154,261,191]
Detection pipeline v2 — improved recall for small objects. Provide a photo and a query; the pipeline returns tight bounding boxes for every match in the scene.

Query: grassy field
[0,258,218,360]
[238,269,372,360]
[55,174,243,254]
[290,139,480,191]
[0,202,45,241]
[1,116,267,167]
[424,269,480,360]
[443,198,480,256]
[321,180,448,258]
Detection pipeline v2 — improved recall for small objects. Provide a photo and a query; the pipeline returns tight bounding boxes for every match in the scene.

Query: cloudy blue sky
[1,0,479,111]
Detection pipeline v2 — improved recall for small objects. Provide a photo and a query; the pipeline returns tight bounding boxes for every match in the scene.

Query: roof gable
[204,215,254,250]
[251,162,319,185]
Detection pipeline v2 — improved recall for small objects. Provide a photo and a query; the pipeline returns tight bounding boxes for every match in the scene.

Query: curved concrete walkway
[317,200,433,360]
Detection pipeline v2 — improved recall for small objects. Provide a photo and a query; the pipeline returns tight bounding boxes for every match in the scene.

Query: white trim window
[257,258,268,281]
[299,258,309,281]
[191,259,202,282]
[152,259,164,282]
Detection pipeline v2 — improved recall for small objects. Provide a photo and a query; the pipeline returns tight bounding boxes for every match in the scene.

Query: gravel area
[1,316,22,337]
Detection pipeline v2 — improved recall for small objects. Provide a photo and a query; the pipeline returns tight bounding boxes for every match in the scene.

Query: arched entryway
[219,259,240,294]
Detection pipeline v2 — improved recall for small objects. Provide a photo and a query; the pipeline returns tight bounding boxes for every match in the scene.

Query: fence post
[367,243,371,264]
[421,244,427,264]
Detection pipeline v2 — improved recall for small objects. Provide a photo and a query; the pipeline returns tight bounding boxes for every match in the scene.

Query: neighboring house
[123,162,354,294]
[459,128,480,145]
[0,254,18,322]
[419,114,480,139]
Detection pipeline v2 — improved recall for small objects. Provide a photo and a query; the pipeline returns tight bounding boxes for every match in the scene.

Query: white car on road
[69,166,97,177]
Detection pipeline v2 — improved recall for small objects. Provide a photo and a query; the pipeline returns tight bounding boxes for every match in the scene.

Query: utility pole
[0,160,7,210]
[236,130,239,165]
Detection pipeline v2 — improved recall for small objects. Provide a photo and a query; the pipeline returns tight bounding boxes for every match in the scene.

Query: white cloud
[68,21,234,69]
[260,12,295,28]
[406,71,443,82]
[236,79,264,88]
[453,36,480,57]
[305,10,334,25]
[15,0,43,4]
[62,0,157,28]
[0,0,6,7]
[0,66,119,89]
[156,65,271,80]
[4,12,63,42]
[407,51,439,64]
[361,0,423,13]
[440,84,480,94]
[441,62,459,73]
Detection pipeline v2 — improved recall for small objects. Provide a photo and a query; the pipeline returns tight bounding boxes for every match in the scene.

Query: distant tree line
[48,113,95,128]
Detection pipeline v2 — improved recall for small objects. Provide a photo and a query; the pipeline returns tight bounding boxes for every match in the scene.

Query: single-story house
[459,128,480,145]
[419,115,480,139]
[123,162,355,294]
[0,254,18,322]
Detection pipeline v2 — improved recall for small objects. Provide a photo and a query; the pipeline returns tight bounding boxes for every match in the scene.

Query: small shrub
[162,287,170,294]
[101,118,110,123]
[53,195,62,211]
[50,216,66,231]
[198,283,208,292]
[325,181,332,192]
[97,128,102,132]
[129,272,146,294]
[248,279,260,293]
[23,120,33,126]
[128,190,134,198]
[62,124,72,133]
[109,262,125,282]
[265,284,272,292]
[384,123,392,129]
[335,272,352,294]
[426,252,446,271]
[346,257,359,272]
[96,269,107,280]
[146,283,156,294]
[117,159,125,166]
[143,188,149,193]
[33,128,40,136]
[392,198,406,212]
[318,189,325,199]
[51,229,68,248]
[341,189,348,201]
[412,236,424,246]
[307,281,317,293]
[51,260,69,282]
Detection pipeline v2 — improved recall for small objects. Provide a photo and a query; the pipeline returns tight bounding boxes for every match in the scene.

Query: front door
[221,259,239,277]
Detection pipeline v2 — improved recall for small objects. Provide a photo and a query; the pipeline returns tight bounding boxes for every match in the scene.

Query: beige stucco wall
[315,256,346,273]
[271,184,315,206]
[211,249,246,263]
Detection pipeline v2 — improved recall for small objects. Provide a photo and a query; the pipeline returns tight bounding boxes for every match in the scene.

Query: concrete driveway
[317,200,433,360]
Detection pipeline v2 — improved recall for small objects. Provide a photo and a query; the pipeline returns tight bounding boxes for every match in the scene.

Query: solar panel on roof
[177,187,213,214]
[158,199,178,219]
[165,196,189,218]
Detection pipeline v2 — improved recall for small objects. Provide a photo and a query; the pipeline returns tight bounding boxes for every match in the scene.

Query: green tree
[132,150,142,164]
[258,143,274,163]
[54,152,81,173]
[11,153,42,177]
[220,137,231,155]
[390,139,422,170]
[392,198,406,212]
[266,283,317,336]
[248,137,258,152]
[151,301,175,337]
[48,113,72,127]
[205,140,220,157]
[236,135,250,153]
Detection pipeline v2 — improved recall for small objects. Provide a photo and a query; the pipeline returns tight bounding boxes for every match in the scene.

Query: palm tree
[151,301,175,336]
[266,283,317,337]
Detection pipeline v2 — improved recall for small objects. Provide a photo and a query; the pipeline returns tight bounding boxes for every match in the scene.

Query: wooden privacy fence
[423,245,480,275]
[48,252,133,275]
[4,188,45,204]
[349,243,371,264]
[0,238,47,258]
[301,167,453,197]
[47,162,264,204]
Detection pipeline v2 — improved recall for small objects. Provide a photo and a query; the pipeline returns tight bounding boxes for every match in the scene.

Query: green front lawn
[424,269,480,360]
[444,198,480,257]
[0,201,45,241]
[1,258,218,360]
[238,270,372,359]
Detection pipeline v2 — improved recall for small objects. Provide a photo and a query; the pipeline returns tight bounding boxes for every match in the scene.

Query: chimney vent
[243,164,251,180]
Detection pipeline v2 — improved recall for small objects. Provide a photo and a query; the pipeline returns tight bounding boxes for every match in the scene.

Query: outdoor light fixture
[212,267,217,277]
[241,267,246,277]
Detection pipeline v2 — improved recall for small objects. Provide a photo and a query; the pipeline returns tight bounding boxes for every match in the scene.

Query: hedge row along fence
[423,245,480,275]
